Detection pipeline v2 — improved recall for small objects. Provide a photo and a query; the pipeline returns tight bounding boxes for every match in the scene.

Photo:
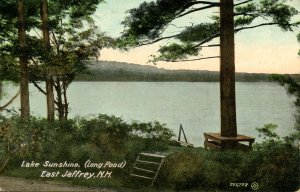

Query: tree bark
[62,79,69,120]
[53,79,64,120]
[41,0,55,121]
[220,0,237,137]
[18,0,30,118]
[0,82,3,100]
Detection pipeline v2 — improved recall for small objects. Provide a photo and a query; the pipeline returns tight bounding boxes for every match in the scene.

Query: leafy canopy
[120,0,299,62]
[0,0,115,84]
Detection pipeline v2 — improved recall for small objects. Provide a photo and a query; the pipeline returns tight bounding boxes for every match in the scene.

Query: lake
[2,82,296,147]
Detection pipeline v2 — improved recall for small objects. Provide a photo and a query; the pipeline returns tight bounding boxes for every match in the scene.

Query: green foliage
[234,0,299,30]
[28,0,114,82]
[154,123,299,191]
[255,123,280,141]
[122,0,194,39]
[116,35,139,50]
[260,0,299,31]
[0,0,112,81]
[0,114,174,166]
[156,143,299,191]
[158,151,205,190]
[156,147,299,191]
[0,55,18,82]
[253,123,299,191]
[272,74,300,107]
[151,43,199,62]
[177,23,219,43]
[235,2,257,13]
[0,114,174,189]
[254,142,299,191]
[235,15,256,27]
[120,0,299,62]
[272,74,300,142]
[0,115,299,191]
[0,1,19,83]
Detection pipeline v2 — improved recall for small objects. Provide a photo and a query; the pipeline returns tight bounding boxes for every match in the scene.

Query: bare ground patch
[0,176,116,192]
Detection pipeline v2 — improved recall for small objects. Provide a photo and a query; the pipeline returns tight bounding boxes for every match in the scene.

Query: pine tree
[17,0,30,118]
[120,0,299,139]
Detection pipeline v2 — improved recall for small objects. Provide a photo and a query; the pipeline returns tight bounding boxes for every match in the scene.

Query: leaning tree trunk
[220,0,237,137]
[18,0,30,118]
[41,0,55,121]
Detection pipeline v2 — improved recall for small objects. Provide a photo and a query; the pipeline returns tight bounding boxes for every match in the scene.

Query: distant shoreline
[75,61,300,82]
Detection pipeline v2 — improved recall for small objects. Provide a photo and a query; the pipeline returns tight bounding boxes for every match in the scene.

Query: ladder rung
[133,166,156,173]
[136,160,160,165]
[130,174,153,180]
[140,153,166,158]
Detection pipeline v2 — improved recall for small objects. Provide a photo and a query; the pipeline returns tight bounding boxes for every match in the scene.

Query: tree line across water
[76,61,300,82]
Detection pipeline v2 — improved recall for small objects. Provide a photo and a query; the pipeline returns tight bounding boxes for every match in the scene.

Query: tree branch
[174,1,220,22]
[137,34,180,47]
[234,12,259,16]
[30,57,40,66]
[234,0,254,7]
[177,5,217,19]
[32,80,59,105]
[0,90,20,111]
[195,1,220,5]
[32,81,46,95]
[193,33,220,48]
[32,28,42,39]
[165,56,220,62]
[235,22,298,32]
[192,22,298,48]
[198,44,220,48]
[51,31,60,53]
[180,0,220,11]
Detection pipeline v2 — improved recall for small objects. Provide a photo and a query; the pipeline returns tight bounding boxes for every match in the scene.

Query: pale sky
[94,0,300,74]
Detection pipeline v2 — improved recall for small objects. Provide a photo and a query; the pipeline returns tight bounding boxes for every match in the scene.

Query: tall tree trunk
[62,79,69,120]
[18,0,30,118]
[41,0,55,121]
[0,81,3,100]
[220,0,237,137]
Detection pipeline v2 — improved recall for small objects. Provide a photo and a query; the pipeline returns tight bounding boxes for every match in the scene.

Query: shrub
[253,124,299,191]
[157,150,205,190]
[153,124,299,191]
[0,114,174,174]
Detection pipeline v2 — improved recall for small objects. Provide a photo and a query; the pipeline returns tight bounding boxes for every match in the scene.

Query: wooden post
[179,124,188,143]
[220,0,237,137]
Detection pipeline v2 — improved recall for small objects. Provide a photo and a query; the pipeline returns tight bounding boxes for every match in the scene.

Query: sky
[93,0,300,74]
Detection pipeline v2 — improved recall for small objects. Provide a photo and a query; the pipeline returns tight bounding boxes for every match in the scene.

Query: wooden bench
[204,132,255,150]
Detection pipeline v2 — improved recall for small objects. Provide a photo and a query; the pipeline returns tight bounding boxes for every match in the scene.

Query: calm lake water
[2,82,296,147]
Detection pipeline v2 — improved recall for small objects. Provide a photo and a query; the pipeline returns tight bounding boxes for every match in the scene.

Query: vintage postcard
[0,0,299,191]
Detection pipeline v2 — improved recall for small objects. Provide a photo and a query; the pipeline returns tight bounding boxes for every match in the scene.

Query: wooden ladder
[130,152,166,186]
